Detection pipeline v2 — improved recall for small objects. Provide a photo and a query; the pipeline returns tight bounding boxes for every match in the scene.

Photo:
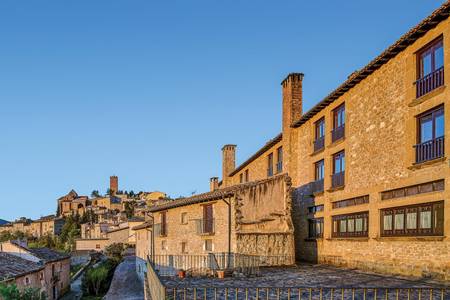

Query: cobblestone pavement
[160,264,449,300]
[105,256,144,300]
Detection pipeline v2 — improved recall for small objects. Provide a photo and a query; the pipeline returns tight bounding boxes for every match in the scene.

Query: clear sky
[0,0,445,221]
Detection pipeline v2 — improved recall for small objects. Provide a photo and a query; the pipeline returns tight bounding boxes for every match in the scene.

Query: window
[96,244,100,249]
[312,160,325,193]
[416,37,444,97]
[160,211,167,236]
[25,277,30,285]
[380,201,444,237]
[332,104,345,141]
[40,272,44,281]
[381,180,444,200]
[203,204,214,234]
[204,239,213,252]
[308,218,324,238]
[161,240,167,251]
[276,147,283,173]
[415,106,444,163]
[181,212,188,225]
[267,153,274,177]
[332,212,368,238]
[239,173,243,183]
[244,170,249,182]
[332,151,345,188]
[314,118,325,152]
[332,195,369,209]
[308,205,324,213]
[181,241,187,253]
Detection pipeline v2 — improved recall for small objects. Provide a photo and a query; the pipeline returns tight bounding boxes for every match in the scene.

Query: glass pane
[420,117,433,143]
[383,215,392,230]
[407,212,417,229]
[422,52,432,76]
[341,155,345,171]
[435,113,444,138]
[340,220,347,232]
[435,45,444,69]
[420,210,432,229]
[334,157,341,173]
[348,219,355,232]
[394,214,404,230]
[355,218,363,231]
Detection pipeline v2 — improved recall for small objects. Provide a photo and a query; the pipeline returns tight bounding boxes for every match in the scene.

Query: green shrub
[0,283,46,300]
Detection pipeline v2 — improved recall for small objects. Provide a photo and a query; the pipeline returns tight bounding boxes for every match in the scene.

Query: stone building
[133,221,152,282]
[0,216,65,238]
[57,190,90,217]
[0,240,71,300]
[212,3,450,280]
[147,174,295,265]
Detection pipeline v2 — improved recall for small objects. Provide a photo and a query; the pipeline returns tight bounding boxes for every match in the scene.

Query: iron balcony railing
[331,125,345,142]
[311,179,324,194]
[414,136,444,164]
[154,223,167,237]
[276,161,283,173]
[331,172,345,188]
[313,136,325,152]
[416,67,444,98]
[162,287,448,300]
[195,218,215,235]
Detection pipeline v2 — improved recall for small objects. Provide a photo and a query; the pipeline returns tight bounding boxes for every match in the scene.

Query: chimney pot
[210,177,219,191]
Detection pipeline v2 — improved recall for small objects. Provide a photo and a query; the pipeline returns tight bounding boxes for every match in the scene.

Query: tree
[104,243,125,263]
[124,201,136,219]
[91,190,100,198]
[0,283,46,300]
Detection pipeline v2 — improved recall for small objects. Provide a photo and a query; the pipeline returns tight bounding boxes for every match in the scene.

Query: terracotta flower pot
[217,270,225,279]
[178,270,186,278]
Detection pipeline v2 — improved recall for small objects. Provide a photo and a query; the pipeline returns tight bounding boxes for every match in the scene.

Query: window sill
[327,186,345,192]
[329,136,345,148]
[310,148,325,156]
[409,85,446,107]
[327,237,369,241]
[408,157,447,170]
[374,236,445,242]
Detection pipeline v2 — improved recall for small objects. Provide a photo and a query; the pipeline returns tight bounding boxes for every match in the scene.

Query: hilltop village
[1,2,450,299]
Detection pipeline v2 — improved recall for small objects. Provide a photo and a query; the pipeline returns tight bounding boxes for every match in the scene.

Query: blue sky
[0,1,445,221]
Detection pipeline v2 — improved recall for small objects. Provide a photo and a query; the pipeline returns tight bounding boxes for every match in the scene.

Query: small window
[315,118,325,140]
[244,170,249,182]
[181,212,188,225]
[276,147,283,173]
[95,244,100,249]
[333,151,345,174]
[315,160,325,181]
[25,277,30,285]
[181,241,187,253]
[239,173,243,183]
[415,106,444,163]
[204,239,213,252]
[417,37,444,79]
[333,104,345,129]
[161,240,167,251]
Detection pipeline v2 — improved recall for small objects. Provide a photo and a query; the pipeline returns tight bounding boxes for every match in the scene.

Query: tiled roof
[127,216,145,222]
[27,248,70,263]
[0,252,44,281]
[229,133,282,177]
[291,2,450,128]
[131,222,152,231]
[149,174,288,213]
[107,226,129,234]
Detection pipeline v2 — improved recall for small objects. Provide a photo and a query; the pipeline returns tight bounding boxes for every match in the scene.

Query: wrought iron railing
[416,67,444,98]
[311,179,324,194]
[162,287,448,300]
[331,172,345,188]
[194,219,215,235]
[331,125,345,142]
[414,136,444,163]
[313,136,325,152]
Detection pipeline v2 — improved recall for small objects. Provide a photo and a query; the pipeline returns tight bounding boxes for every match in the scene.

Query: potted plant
[216,270,225,279]
[178,269,186,278]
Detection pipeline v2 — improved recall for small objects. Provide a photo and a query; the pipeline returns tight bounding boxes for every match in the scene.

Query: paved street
[104,256,144,300]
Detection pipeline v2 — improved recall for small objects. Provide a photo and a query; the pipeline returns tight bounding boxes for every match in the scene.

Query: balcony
[276,161,283,173]
[415,67,444,98]
[311,179,324,194]
[154,223,167,237]
[414,136,445,164]
[331,172,345,189]
[331,125,345,143]
[267,167,274,177]
[313,136,325,152]
[195,218,215,235]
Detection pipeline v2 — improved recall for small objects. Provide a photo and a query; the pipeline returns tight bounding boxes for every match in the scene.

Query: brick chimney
[282,73,304,131]
[222,144,236,187]
[210,177,219,191]
[110,176,118,195]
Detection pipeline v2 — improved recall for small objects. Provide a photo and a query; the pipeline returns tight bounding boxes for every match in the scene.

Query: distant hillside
[0,219,9,225]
